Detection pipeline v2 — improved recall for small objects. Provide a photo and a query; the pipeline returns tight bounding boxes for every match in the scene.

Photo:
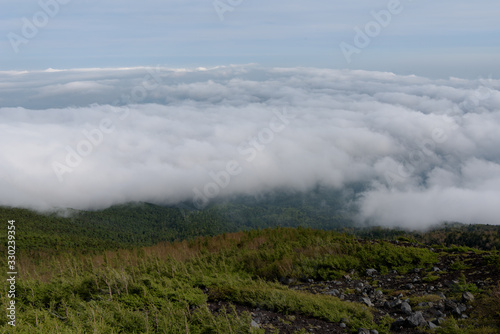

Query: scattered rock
[462,292,475,303]
[250,320,259,328]
[386,298,402,308]
[390,317,406,330]
[428,321,439,329]
[360,297,374,307]
[401,302,412,315]
[327,289,340,297]
[451,306,462,317]
[432,309,445,318]
[281,247,500,333]
[418,302,431,308]
[406,311,427,328]
[374,289,384,298]
[437,292,446,299]
[280,277,294,285]
[357,328,370,334]
[445,300,458,311]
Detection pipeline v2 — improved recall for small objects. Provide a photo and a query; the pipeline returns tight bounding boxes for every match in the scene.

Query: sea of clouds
[1,65,499,228]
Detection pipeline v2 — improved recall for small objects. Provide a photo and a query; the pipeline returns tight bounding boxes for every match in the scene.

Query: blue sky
[1,0,499,78]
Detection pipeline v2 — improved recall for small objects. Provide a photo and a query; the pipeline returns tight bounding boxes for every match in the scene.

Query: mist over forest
[1,65,499,228]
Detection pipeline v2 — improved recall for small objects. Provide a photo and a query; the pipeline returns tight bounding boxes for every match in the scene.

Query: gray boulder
[387,298,402,308]
[401,302,412,315]
[406,311,427,328]
[360,297,374,307]
[428,321,439,329]
[327,289,340,297]
[458,303,467,313]
[462,292,475,303]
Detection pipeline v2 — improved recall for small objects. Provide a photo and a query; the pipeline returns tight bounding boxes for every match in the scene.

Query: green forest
[0,188,359,254]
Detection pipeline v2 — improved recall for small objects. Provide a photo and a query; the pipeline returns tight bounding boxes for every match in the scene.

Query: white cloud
[0,65,499,228]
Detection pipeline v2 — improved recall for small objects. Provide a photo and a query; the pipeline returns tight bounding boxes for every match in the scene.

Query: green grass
[409,294,443,307]
[452,274,482,294]
[450,260,471,271]
[1,221,498,333]
[205,277,374,328]
[422,274,441,282]
[3,227,416,333]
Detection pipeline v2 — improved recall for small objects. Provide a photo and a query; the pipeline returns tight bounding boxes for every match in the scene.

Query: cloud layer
[1,65,499,228]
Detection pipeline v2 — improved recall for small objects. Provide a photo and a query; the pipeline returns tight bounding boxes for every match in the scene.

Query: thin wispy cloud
[1,1,499,77]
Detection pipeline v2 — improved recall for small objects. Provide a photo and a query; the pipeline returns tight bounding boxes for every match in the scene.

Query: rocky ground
[209,243,500,333]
